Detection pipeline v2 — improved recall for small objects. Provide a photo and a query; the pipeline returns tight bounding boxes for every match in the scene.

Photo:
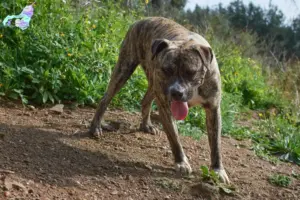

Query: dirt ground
[0,102,299,200]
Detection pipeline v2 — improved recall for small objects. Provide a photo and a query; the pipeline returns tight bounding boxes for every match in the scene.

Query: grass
[269,174,292,187]
[253,116,300,164]
[0,0,299,166]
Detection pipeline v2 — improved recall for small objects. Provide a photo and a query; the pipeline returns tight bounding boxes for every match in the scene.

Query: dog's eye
[185,69,197,78]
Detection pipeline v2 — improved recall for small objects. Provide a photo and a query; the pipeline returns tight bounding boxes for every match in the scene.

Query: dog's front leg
[205,105,230,183]
[155,94,192,175]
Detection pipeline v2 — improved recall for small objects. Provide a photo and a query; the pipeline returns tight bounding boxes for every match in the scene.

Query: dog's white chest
[188,87,206,107]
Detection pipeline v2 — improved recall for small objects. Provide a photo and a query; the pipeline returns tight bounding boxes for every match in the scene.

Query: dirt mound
[0,103,299,199]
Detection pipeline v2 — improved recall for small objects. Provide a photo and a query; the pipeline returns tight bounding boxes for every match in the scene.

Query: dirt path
[0,103,299,199]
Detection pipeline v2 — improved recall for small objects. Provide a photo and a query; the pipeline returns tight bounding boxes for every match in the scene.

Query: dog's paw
[213,168,230,184]
[88,127,103,139]
[139,123,160,135]
[175,158,192,175]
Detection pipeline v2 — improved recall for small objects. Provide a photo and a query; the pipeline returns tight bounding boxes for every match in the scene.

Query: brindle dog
[89,17,230,183]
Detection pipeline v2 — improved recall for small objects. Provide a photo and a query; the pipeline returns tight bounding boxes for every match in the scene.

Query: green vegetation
[200,165,220,184]
[269,174,292,187]
[0,0,299,166]
[200,165,236,194]
[154,177,182,192]
[0,0,144,106]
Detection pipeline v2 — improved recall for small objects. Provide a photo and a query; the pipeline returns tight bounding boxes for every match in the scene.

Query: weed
[269,174,292,187]
[252,145,281,165]
[253,116,300,165]
[154,178,181,192]
[200,165,220,184]
[200,165,236,195]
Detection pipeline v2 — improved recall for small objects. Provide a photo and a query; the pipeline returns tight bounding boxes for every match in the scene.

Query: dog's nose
[170,88,184,100]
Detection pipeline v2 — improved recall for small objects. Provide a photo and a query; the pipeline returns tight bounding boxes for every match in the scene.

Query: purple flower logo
[2,3,34,30]
[21,5,34,18]
[15,19,29,30]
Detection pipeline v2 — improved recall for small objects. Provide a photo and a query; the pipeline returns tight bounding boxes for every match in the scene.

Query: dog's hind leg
[89,49,139,138]
[139,87,160,135]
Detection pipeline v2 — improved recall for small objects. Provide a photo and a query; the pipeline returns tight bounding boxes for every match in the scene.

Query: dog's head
[151,38,213,102]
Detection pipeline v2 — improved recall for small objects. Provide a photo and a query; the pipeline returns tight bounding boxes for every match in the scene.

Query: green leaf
[200,165,210,177]
[210,170,220,183]
[48,92,54,103]
[21,67,34,74]
[43,91,49,103]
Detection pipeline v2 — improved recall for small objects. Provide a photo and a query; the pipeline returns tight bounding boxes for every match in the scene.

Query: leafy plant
[269,174,292,187]
[200,165,236,195]
[0,0,142,105]
[252,116,300,165]
[200,165,220,183]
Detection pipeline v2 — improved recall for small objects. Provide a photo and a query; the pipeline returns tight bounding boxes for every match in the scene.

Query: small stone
[142,186,149,191]
[75,181,81,185]
[27,105,35,110]
[144,164,152,171]
[271,166,276,170]
[111,190,118,195]
[50,104,64,114]
[3,191,10,197]
[12,181,26,190]
[4,179,13,191]
[26,180,34,185]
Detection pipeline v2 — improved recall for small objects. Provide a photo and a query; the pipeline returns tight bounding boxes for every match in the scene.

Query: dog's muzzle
[168,81,188,102]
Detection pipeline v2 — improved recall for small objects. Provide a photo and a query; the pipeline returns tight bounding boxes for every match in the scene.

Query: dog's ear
[151,39,170,60]
[192,45,213,67]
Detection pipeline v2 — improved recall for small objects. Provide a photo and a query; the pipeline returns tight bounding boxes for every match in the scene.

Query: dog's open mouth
[171,101,189,120]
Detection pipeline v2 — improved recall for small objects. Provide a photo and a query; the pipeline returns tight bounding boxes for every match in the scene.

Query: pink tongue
[171,101,189,120]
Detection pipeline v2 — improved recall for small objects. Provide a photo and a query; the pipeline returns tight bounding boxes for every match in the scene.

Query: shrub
[0,0,142,105]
